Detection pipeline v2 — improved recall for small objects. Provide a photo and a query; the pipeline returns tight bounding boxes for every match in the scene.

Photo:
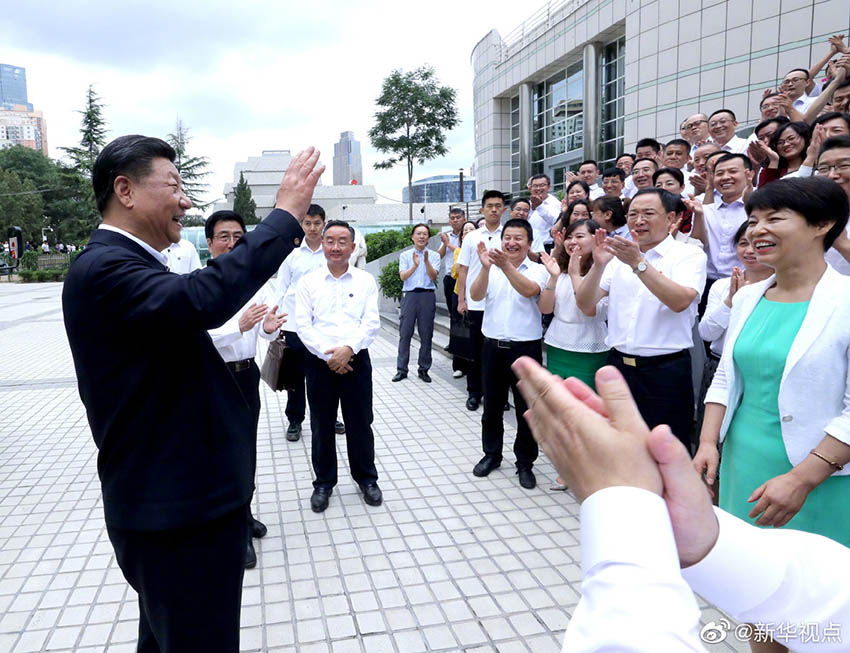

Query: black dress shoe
[466,396,480,411]
[392,372,408,382]
[310,487,333,513]
[334,420,346,434]
[472,455,501,477]
[418,370,431,383]
[245,539,257,569]
[251,518,267,539]
[286,422,302,442]
[517,468,537,489]
[360,483,383,506]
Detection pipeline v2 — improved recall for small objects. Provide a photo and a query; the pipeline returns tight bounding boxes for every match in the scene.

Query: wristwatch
[633,259,648,274]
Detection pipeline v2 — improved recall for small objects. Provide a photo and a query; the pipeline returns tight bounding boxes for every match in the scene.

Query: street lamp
[459,168,465,202]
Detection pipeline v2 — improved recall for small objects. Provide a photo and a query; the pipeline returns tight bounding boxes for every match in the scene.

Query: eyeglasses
[784,76,807,84]
[709,119,732,128]
[213,232,243,243]
[815,162,850,175]
[684,119,707,130]
[775,134,802,147]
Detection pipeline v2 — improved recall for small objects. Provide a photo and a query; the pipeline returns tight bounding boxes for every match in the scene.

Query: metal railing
[499,0,589,62]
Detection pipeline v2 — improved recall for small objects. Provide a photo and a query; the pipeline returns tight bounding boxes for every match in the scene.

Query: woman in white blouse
[539,218,608,490]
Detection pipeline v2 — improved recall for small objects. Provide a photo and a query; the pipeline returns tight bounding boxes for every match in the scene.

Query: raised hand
[609,234,643,268]
[724,267,744,307]
[423,250,429,263]
[828,34,848,54]
[489,248,510,270]
[262,305,287,334]
[412,251,420,267]
[591,229,614,266]
[439,232,449,245]
[689,172,707,194]
[274,147,325,221]
[567,248,582,277]
[683,194,704,220]
[239,303,268,333]
[476,241,491,269]
[539,250,561,277]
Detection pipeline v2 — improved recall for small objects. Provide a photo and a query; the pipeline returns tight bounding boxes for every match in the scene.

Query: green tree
[368,66,459,222]
[0,168,45,245]
[60,85,108,176]
[233,172,258,224]
[167,118,211,210]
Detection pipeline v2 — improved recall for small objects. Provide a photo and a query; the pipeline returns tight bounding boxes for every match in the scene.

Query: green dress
[719,297,850,546]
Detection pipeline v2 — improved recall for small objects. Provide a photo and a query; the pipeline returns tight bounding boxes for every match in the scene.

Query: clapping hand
[607,233,643,268]
[412,251,420,266]
[828,34,848,54]
[439,232,449,245]
[423,250,429,264]
[262,305,287,334]
[724,267,746,307]
[476,241,491,269]
[539,250,561,278]
[567,247,582,278]
[591,229,614,266]
[488,248,510,270]
[239,303,268,333]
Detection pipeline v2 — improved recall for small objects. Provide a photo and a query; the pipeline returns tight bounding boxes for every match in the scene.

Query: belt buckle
[622,356,637,367]
[497,340,510,349]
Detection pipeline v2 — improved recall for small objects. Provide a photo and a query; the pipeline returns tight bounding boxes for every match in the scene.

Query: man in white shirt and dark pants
[469,218,550,489]
[439,208,467,377]
[527,174,561,254]
[206,210,287,568]
[576,188,707,450]
[295,220,382,514]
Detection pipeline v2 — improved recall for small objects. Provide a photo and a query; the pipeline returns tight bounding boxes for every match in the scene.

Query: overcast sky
[4,0,536,214]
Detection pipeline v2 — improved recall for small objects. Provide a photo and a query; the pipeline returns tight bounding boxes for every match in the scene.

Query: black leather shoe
[418,370,431,383]
[310,487,333,513]
[251,518,267,539]
[286,422,301,442]
[392,372,407,382]
[360,483,383,506]
[334,420,346,434]
[466,396,480,411]
[245,539,257,569]
[517,468,537,489]
[473,455,501,477]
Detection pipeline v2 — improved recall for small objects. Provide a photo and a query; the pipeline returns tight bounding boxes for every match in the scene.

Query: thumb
[595,366,648,433]
[646,425,700,498]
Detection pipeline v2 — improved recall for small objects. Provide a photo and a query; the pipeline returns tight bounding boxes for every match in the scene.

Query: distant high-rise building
[0,64,47,155]
[333,131,363,185]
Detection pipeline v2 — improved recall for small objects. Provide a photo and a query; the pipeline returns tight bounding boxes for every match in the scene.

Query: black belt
[409,288,435,293]
[610,348,688,368]
[485,337,540,349]
[709,351,722,362]
[226,359,252,373]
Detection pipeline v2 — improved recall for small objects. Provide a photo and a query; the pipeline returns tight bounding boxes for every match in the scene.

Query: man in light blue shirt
[393,223,440,383]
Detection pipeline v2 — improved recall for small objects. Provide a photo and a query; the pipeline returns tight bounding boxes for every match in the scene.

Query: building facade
[0,64,47,154]
[0,64,31,110]
[333,131,364,185]
[472,0,850,195]
[401,174,477,203]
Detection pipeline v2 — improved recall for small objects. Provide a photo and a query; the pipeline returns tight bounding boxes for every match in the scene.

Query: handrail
[499,0,589,62]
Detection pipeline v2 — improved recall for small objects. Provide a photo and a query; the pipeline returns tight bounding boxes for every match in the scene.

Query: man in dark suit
[62,135,323,652]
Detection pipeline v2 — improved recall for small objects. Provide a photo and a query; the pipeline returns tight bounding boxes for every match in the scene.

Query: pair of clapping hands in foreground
[512,358,718,567]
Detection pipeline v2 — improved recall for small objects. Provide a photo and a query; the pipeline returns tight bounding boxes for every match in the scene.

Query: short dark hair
[306,204,326,220]
[482,189,506,204]
[205,210,246,240]
[636,138,662,153]
[759,92,782,109]
[733,221,749,246]
[819,134,850,161]
[556,218,601,274]
[566,179,590,196]
[602,167,626,182]
[449,207,466,217]
[769,121,811,168]
[410,222,430,238]
[323,219,355,240]
[579,159,598,170]
[754,116,790,137]
[785,67,810,80]
[502,218,533,242]
[92,135,176,214]
[709,109,737,122]
[714,153,753,171]
[529,174,551,186]
[652,167,685,187]
[631,187,678,213]
[665,138,690,151]
[632,157,659,170]
[705,150,728,166]
[814,111,850,132]
[745,176,849,250]
[591,196,626,228]
[510,197,531,210]
[616,153,636,163]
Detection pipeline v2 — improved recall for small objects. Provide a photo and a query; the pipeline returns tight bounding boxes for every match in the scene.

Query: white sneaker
[452,370,463,378]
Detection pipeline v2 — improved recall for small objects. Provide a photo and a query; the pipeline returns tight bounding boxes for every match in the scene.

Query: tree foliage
[167,118,211,211]
[378,260,403,301]
[368,66,459,222]
[233,172,258,224]
[0,168,44,245]
[60,85,108,176]
[365,225,437,262]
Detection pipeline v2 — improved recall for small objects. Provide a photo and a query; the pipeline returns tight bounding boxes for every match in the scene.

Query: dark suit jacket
[63,209,303,531]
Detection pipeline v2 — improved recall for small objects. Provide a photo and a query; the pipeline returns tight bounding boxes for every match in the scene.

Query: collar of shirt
[645,234,675,261]
[299,240,323,254]
[718,196,745,210]
[321,262,352,281]
[98,224,169,266]
[480,225,503,241]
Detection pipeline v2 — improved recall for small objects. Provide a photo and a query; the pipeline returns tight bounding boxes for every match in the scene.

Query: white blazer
[705,265,850,475]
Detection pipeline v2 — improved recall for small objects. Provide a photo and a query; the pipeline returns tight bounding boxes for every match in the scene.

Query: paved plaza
[0,281,746,652]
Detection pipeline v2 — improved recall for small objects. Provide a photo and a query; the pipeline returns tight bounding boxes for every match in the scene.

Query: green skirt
[545,346,609,392]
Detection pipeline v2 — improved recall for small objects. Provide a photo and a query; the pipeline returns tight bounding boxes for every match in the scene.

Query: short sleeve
[600,261,616,293]
[670,246,707,297]
[458,234,475,267]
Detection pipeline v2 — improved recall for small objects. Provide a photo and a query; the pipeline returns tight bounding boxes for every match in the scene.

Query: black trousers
[228,360,261,533]
[107,504,249,653]
[305,350,378,489]
[608,349,694,450]
[283,331,307,424]
[444,274,463,372]
[449,290,468,374]
[465,309,485,399]
[481,338,542,469]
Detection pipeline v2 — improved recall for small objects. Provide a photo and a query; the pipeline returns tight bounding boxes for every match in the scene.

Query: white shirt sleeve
[275,255,294,307]
[207,312,244,349]
[343,275,381,354]
[698,277,731,343]
[599,260,615,293]
[564,487,706,652]
[683,508,850,652]
[669,246,707,297]
[294,276,326,359]
[458,234,475,268]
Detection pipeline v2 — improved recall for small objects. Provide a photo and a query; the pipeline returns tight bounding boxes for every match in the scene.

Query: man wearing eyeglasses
[781,68,816,113]
[206,210,287,569]
[819,135,850,275]
[682,113,711,158]
[527,174,562,255]
[707,109,748,155]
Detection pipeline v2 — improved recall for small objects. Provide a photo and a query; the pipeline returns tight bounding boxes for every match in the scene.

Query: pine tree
[233,172,258,224]
[166,118,211,210]
[60,85,107,176]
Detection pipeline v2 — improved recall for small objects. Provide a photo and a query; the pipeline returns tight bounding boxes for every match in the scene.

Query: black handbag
[260,336,299,392]
[448,314,476,361]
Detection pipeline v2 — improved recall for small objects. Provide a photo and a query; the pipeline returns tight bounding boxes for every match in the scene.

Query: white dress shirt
[163,239,202,274]
[624,175,637,198]
[600,235,707,356]
[825,222,850,275]
[544,273,608,353]
[208,286,277,363]
[275,240,326,334]
[98,224,168,266]
[528,194,562,248]
[698,276,731,357]
[792,93,815,113]
[565,486,850,652]
[442,231,461,274]
[480,258,549,341]
[588,183,605,200]
[701,198,747,280]
[398,246,439,291]
[457,224,503,311]
[294,263,380,361]
[718,135,749,155]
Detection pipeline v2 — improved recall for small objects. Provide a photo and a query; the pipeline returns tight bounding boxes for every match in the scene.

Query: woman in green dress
[694,175,850,653]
